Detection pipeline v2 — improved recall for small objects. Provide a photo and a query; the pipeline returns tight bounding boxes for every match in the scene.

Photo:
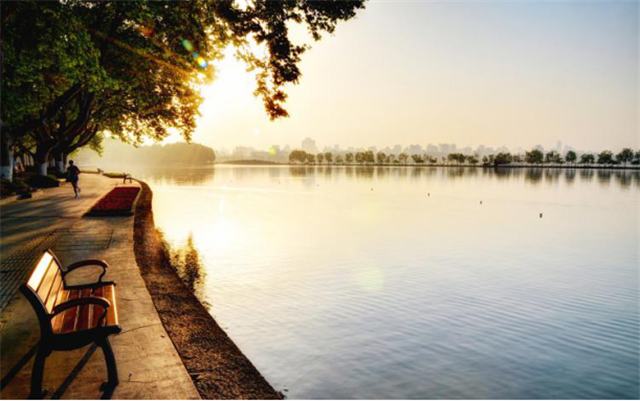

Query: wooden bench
[19,250,121,398]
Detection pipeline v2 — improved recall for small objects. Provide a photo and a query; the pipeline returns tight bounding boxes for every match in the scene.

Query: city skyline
[212,137,595,162]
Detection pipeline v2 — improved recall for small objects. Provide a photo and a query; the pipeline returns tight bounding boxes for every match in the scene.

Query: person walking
[67,160,81,198]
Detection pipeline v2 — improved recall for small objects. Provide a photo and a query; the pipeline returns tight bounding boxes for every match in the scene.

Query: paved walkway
[0,174,200,399]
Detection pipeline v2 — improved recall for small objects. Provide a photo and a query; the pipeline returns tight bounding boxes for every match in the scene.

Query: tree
[345,153,354,163]
[305,153,316,164]
[512,154,523,163]
[1,1,365,179]
[324,152,333,164]
[616,148,634,166]
[335,155,343,164]
[376,151,387,165]
[317,153,324,164]
[411,154,424,164]
[565,150,577,165]
[466,154,479,165]
[364,150,375,164]
[525,149,544,164]
[289,150,307,164]
[580,153,595,165]
[482,155,495,165]
[597,150,615,165]
[545,151,563,164]
[494,152,513,166]
[355,152,365,164]
[398,152,408,165]
[633,151,640,166]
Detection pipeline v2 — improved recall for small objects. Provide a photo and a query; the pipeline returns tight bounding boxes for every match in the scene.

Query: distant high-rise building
[408,144,423,154]
[301,137,318,154]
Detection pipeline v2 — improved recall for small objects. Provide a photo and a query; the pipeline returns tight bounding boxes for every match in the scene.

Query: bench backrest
[20,250,64,336]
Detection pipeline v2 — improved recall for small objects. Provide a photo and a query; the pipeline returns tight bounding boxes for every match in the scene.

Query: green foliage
[616,148,634,165]
[482,155,495,165]
[447,153,466,165]
[525,149,544,164]
[494,152,513,166]
[289,149,307,164]
[565,150,577,164]
[544,151,563,164]
[597,150,615,165]
[2,0,365,176]
[345,153,354,163]
[317,153,324,163]
[580,153,595,164]
[324,152,333,163]
[305,153,316,164]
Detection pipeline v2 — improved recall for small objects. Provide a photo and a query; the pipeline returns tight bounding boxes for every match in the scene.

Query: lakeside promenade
[0,174,200,399]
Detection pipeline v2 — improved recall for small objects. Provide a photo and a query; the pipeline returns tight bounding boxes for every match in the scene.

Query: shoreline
[132,179,283,400]
[217,161,640,170]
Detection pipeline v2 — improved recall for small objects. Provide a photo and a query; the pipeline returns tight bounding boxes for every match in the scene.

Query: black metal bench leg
[29,347,47,399]
[98,338,119,388]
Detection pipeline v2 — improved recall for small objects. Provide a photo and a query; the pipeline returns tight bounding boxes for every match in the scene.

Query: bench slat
[105,285,118,327]
[60,290,82,333]
[92,287,104,328]
[75,288,93,332]
[51,289,70,333]
[27,252,53,291]
[43,272,64,313]
[35,258,59,304]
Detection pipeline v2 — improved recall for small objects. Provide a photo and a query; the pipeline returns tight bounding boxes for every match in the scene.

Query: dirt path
[133,180,282,400]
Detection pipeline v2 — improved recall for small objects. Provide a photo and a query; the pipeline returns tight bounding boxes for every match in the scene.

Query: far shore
[217,160,640,170]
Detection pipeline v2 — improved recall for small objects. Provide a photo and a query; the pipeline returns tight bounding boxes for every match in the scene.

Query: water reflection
[159,229,207,302]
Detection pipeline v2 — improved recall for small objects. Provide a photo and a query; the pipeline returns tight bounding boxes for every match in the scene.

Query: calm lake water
[129,165,638,399]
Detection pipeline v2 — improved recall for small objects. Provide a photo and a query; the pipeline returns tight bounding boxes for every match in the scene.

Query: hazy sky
[189,0,638,152]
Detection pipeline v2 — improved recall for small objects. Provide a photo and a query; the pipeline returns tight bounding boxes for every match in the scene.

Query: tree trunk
[1,130,15,181]
[34,146,53,176]
[53,151,66,174]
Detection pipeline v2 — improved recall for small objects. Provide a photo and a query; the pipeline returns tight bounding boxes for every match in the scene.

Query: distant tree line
[288,148,640,167]
[77,140,215,166]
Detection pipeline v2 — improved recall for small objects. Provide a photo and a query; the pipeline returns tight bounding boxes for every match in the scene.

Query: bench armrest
[64,260,108,283]
[51,296,111,324]
[52,296,111,315]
